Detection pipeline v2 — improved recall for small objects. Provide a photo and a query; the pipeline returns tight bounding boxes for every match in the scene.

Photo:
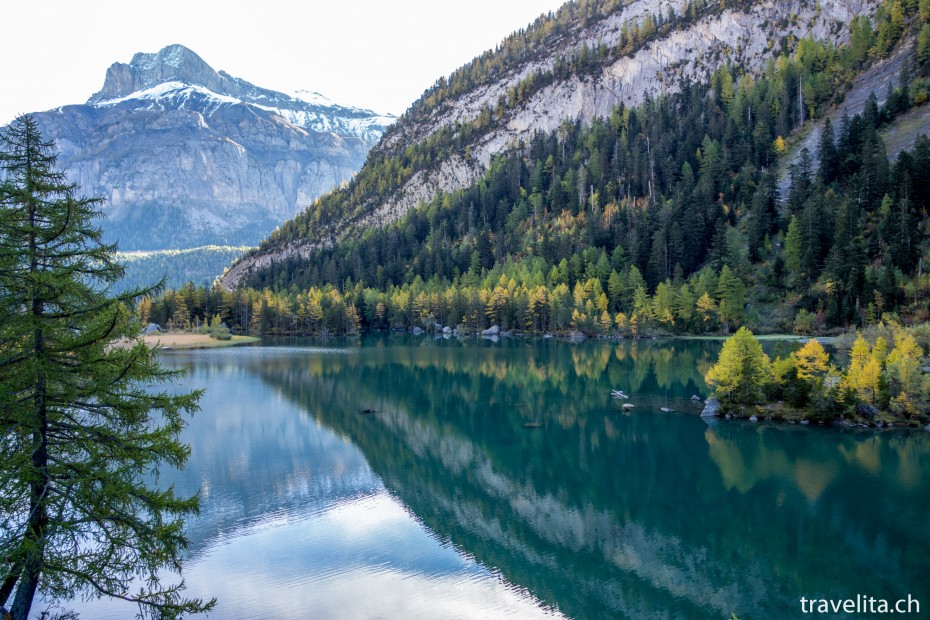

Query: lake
[65,336,930,619]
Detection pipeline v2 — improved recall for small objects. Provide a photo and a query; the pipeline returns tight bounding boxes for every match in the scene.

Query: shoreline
[701,406,930,431]
[280,328,821,342]
[700,415,930,433]
[146,333,260,350]
[115,333,260,350]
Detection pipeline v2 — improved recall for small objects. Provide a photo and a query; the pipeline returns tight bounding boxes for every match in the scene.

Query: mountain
[221,0,884,287]
[31,44,395,250]
[169,0,930,339]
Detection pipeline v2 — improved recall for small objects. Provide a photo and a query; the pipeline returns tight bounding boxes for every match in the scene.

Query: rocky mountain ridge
[220,0,882,288]
[371,0,879,226]
[89,45,391,141]
[32,45,394,250]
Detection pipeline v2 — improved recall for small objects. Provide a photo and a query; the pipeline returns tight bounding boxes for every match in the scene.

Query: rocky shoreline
[698,397,930,431]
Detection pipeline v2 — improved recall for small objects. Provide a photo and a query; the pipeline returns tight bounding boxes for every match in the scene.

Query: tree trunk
[10,154,50,620]
[0,564,22,606]
[10,344,48,620]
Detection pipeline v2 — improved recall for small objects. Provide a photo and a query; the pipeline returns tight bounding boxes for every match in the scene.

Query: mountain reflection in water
[60,337,930,619]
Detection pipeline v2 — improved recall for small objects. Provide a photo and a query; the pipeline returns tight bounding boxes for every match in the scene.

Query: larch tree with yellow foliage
[793,339,830,383]
[705,327,772,406]
[842,334,882,404]
[885,333,930,416]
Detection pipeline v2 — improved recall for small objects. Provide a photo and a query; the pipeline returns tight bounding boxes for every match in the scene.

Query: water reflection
[65,345,561,620]
[58,337,930,619]
[154,354,382,552]
[254,336,930,619]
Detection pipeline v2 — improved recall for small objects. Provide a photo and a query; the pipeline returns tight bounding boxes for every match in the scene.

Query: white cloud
[64,492,564,619]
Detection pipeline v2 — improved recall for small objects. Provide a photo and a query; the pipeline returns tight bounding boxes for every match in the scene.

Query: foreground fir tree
[0,115,213,619]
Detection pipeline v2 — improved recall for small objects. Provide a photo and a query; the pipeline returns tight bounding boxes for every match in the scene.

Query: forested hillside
[221,0,882,287]
[113,246,250,294]
[150,0,930,336]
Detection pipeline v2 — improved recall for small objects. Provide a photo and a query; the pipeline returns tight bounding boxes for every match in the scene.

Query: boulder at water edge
[701,398,721,417]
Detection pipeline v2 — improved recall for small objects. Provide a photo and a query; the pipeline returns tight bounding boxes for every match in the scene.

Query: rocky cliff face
[32,45,394,250]
[371,0,877,226]
[221,0,881,288]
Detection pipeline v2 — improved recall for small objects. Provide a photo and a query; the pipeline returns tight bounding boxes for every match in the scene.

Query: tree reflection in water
[245,336,930,619]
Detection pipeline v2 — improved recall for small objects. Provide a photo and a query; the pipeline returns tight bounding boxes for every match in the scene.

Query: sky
[1,0,568,124]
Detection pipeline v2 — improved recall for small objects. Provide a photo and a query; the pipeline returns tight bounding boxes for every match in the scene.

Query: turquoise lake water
[64,336,930,619]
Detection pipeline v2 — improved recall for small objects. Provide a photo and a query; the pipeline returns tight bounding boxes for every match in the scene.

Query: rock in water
[481,325,500,336]
[701,398,721,417]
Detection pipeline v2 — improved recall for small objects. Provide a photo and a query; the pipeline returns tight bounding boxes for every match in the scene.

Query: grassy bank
[114,333,260,350]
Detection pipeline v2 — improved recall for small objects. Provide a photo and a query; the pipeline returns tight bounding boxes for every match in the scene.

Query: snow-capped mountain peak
[31,45,395,251]
[87,44,396,141]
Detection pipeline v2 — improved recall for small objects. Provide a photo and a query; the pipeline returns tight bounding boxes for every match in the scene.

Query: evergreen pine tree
[746,172,778,261]
[817,118,839,184]
[919,24,930,73]
[859,124,889,211]
[0,115,213,619]
[784,215,803,282]
[827,197,865,302]
[799,193,828,283]
[716,265,746,333]
[787,148,813,218]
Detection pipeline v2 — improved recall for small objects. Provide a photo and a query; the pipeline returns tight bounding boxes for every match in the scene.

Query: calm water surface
[67,336,930,619]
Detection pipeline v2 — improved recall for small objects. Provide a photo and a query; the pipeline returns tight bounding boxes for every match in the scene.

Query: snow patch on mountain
[88,44,396,141]
[94,81,241,108]
[92,81,394,142]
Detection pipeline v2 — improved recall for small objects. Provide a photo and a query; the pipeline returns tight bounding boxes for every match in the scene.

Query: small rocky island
[702,327,930,429]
